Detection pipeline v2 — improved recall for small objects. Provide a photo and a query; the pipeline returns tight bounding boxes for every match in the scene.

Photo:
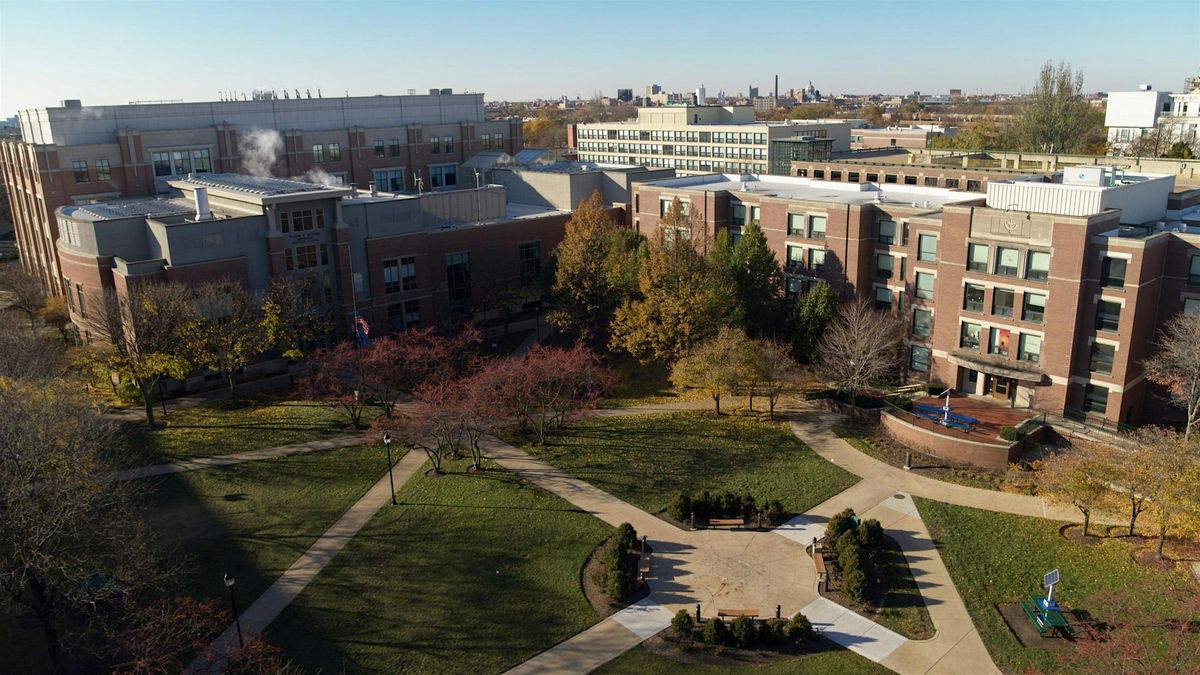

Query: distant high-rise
[748,85,759,99]
[616,88,633,102]
[645,83,662,98]
[696,85,707,104]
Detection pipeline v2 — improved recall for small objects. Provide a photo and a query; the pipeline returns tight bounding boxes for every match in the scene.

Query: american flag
[355,315,370,336]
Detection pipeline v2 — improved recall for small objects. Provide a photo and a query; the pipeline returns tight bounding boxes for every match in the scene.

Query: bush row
[667,491,787,526]
[824,508,884,604]
[603,522,639,600]
[672,610,815,648]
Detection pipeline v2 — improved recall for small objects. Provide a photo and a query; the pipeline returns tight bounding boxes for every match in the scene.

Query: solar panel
[1043,569,1059,588]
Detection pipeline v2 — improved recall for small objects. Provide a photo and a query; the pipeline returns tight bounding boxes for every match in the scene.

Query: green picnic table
[1020,595,1071,638]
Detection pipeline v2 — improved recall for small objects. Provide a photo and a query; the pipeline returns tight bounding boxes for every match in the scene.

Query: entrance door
[988,375,1015,401]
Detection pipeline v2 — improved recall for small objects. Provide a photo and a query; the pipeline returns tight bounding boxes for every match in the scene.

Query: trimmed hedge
[823,508,885,606]
[667,490,789,526]
[692,613,815,649]
[671,609,694,640]
[603,522,640,601]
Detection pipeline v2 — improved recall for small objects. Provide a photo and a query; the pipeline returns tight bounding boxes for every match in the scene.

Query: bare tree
[814,299,903,429]
[0,264,46,331]
[0,379,164,669]
[752,339,801,419]
[0,317,69,380]
[1142,313,1200,441]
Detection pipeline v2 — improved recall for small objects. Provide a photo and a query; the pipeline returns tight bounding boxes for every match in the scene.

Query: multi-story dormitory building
[629,168,1200,428]
[0,92,523,293]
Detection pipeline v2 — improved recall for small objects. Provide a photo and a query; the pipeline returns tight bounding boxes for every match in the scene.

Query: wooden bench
[638,553,651,576]
[813,552,828,591]
[708,518,745,529]
[717,609,759,619]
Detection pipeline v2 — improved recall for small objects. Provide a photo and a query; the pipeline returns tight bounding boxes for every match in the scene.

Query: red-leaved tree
[370,326,483,416]
[497,344,614,444]
[299,341,376,427]
[378,379,467,474]
[1066,590,1200,673]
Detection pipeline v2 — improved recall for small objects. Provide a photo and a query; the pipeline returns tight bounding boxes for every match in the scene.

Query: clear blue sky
[1,0,1196,114]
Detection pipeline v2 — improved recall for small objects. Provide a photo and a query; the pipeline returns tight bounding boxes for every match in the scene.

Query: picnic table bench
[708,518,745,529]
[1019,596,1072,638]
[717,608,759,619]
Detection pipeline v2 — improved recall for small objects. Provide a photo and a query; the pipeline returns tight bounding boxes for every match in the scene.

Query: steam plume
[238,127,283,178]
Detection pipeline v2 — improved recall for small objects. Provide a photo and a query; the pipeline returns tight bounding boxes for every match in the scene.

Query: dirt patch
[996,603,1077,650]
[580,536,649,618]
[1131,548,1178,571]
[1059,524,1102,546]
[639,631,845,667]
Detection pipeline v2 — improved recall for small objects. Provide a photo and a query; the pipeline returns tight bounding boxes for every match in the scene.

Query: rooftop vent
[61,99,82,109]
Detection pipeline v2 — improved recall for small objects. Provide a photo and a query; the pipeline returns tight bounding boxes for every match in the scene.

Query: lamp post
[383,431,396,506]
[223,573,244,649]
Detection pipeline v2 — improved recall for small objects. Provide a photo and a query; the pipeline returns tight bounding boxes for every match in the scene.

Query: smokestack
[775,74,779,99]
[193,187,211,220]
[369,181,377,197]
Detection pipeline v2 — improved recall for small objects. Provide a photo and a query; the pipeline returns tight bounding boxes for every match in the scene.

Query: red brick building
[630,169,1200,428]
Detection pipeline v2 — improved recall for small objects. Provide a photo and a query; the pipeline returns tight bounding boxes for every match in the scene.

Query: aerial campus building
[1,92,524,292]
[630,168,1200,430]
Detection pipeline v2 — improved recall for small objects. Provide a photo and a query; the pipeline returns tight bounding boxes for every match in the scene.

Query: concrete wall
[880,410,1020,468]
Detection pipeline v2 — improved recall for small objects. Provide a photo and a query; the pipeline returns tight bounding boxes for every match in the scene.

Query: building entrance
[984,374,1016,401]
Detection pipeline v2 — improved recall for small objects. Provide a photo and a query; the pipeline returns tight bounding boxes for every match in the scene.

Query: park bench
[813,552,828,591]
[639,552,651,576]
[708,518,745,529]
[717,609,759,619]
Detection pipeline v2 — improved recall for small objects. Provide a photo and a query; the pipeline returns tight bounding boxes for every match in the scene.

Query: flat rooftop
[61,198,195,222]
[175,173,339,196]
[515,161,645,174]
[647,173,985,209]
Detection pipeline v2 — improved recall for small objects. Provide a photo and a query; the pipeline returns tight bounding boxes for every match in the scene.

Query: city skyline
[1,0,1196,114]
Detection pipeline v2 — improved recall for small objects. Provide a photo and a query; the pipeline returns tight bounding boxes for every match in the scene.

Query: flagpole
[345,234,363,348]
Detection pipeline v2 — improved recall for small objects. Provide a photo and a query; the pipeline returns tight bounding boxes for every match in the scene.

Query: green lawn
[872,537,935,639]
[916,497,1199,673]
[117,393,372,466]
[508,412,859,516]
[601,354,706,408]
[142,444,389,607]
[269,458,612,673]
[595,643,890,674]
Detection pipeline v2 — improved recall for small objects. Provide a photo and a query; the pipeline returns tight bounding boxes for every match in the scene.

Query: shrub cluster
[667,491,788,526]
[689,613,816,648]
[823,508,885,604]
[603,522,639,600]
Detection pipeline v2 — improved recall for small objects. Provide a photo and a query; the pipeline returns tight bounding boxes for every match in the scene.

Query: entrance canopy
[948,350,1044,383]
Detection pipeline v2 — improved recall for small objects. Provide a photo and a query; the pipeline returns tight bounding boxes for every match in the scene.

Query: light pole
[383,431,396,505]
[223,573,244,649]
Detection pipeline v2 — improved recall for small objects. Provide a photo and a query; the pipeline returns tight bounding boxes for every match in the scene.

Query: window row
[787,213,826,239]
[785,245,826,272]
[284,244,330,271]
[578,128,768,144]
[71,159,112,183]
[576,142,766,159]
[311,143,342,163]
[962,284,1045,323]
[958,323,1042,363]
[967,243,1049,281]
[152,149,212,177]
[578,153,766,173]
[280,208,325,233]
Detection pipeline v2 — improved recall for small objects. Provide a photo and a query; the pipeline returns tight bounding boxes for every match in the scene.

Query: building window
[808,248,826,272]
[430,136,441,154]
[904,175,918,185]
[95,159,111,181]
[373,168,405,192]
[878,219,897,245]
[848,171,860,182]
[329,143,341,161]
[374,140,385,157]
[866,172,879,182]
[787,213,804,236]
[964,283,985,312]
[430,164,457,188]
[749,206,760,226]
[917,234,937,262]
[312,144,325,163]
[1026,250,1050,281]
[1100,256,1127,287]
[444,136,453,153]
[960,322,981,350]
[1018,334,1042,363]
[966,179,982,192]
[912,308,932,337]
[286,208,324,232]
[293,245,320,270]
[924,177,939,187]
[172,150,192,176]
[519,241,541,288]
[389,139,401,157]
[1096,300,1121,332]
[192,149,211,173]
[988,327,1011,356]
[995,246,1019,276]
[992,288,1015,317]
[786,245,804,268]
[885,174,897,184]
[1186,297,1200,315]
[400,255,416,291]
[383,259,401,294]
[945,178,960,189]
[876,254,894,279]
[152,151,171,176]
[809,215,826,239]
[388,300,421,332]
[446,252,471,318]
[1083,384,1109,414]
[967,243,989,272]
[1022,293,1046,323]
[72,160,88,183]
[1190,256,1200,285]
[480,133,491,149]
[910,345,931,372]
[75,283,87,319]
[1090,342,1115,375]
[915,272,935,299]
[874,287,892,310]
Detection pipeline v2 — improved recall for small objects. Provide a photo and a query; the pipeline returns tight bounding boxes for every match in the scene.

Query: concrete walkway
[187,448,426,673]
[504,599,674,675]
[109,435,364,481]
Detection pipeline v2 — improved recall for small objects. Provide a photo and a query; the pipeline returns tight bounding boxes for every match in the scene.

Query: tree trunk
[139,381,157,428]
[713,393,720,415]
[1129,500,1138,537]
[1157,529,1166,559]
[748,390,754,412]
[848,390,857,431]
[28,578,63,673]
[768,396,776,420]
[1081,508,1090,537]
[226,369,236,399]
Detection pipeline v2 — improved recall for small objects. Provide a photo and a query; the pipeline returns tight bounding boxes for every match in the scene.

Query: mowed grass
[916,497,1199,673]
[118,393,372,466]
[509,412,858,515]
[141,444,388,608]
[269,458,612,673]
[601,355,707,408]
[595,644,890,674]
[833,424,1006,491]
